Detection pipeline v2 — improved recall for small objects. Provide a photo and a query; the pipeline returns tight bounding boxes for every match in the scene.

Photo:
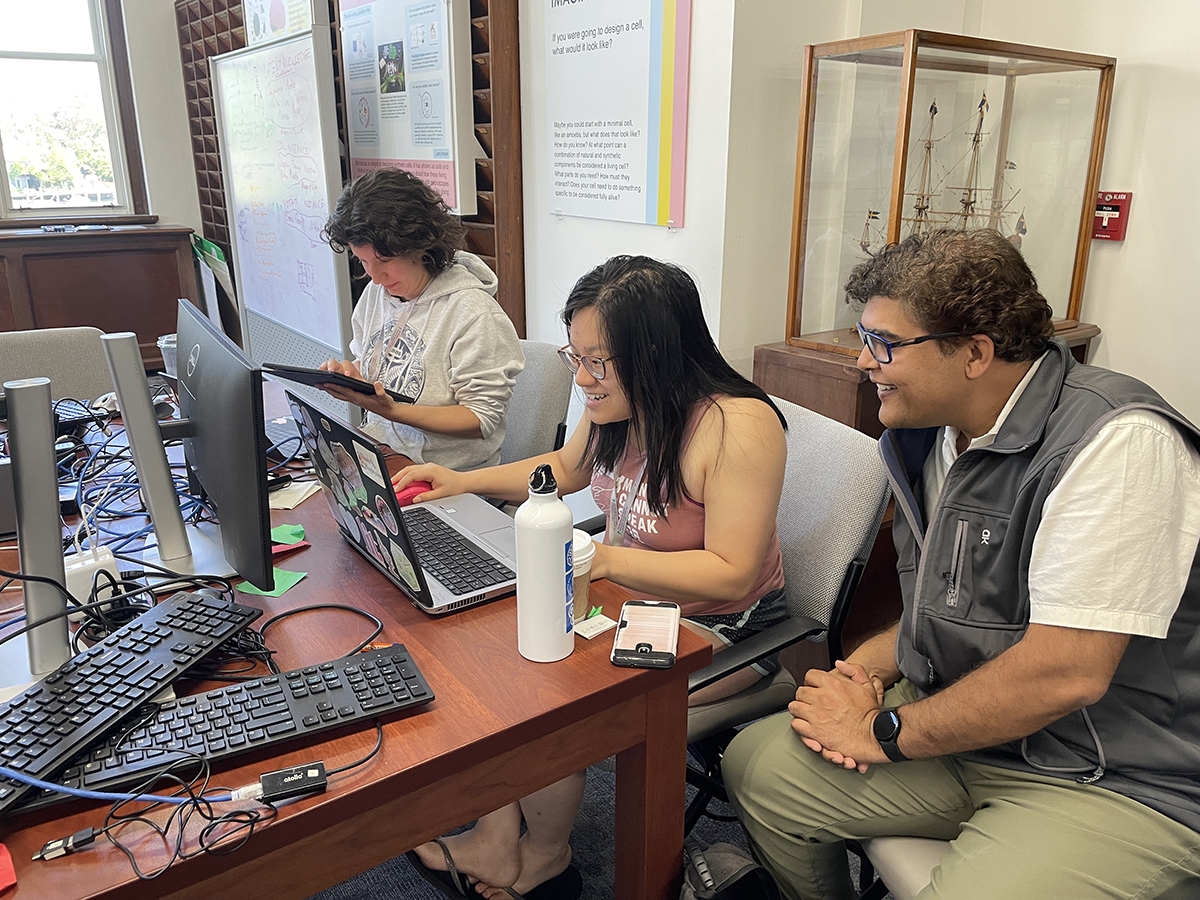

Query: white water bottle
[515,463,575,662]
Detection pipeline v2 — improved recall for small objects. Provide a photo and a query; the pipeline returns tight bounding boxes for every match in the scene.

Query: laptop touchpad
[478,525,517,560]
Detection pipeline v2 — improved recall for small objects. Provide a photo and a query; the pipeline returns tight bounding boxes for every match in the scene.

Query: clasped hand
[789,660,886,773]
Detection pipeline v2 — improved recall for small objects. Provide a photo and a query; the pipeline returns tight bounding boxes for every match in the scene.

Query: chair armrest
[575,513,606,535]
[687,615,825,695]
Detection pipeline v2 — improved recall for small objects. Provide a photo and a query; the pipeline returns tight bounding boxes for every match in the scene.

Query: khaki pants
[723,684,1200,900]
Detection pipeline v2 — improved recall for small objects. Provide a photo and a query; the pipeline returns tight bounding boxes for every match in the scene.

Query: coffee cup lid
[572,528,596,565]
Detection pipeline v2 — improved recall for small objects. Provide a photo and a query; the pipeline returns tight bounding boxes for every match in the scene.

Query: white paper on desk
[574,614,617,640]
[269,480,322,510]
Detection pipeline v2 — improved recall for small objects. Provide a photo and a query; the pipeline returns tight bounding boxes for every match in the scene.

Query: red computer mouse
[394,481,433,507]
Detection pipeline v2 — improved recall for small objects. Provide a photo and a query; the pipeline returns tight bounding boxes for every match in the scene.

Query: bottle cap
[528,463,558,494]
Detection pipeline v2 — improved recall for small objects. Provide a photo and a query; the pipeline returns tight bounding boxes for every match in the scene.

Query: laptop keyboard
[401,507,515,594]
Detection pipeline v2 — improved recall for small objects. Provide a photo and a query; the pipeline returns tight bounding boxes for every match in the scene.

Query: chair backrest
[0,326,113,402]
[499,340,574,465]
[771,395,890,630]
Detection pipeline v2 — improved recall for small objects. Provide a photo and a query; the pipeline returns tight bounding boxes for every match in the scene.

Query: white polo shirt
[922,354,1200,638]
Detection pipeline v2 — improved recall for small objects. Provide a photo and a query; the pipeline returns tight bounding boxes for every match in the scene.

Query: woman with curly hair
[319,167,524,470]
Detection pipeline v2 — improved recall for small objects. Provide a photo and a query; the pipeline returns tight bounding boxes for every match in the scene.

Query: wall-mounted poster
[244,0,314,46]
[546,0,692,227]
[338,0,476,214]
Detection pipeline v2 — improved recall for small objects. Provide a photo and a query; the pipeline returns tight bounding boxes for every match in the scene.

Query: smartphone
[262,362,414,404]
[611,600,681,669]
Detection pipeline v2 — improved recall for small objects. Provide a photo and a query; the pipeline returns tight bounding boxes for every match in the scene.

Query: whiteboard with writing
[213,28,352,358]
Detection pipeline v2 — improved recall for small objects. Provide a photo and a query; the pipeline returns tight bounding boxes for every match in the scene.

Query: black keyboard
[402,507,515,594]
[0,590,260,817]
[13,645,434,813]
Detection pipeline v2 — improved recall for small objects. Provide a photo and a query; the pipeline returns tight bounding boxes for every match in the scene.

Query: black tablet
[261,363,414,404]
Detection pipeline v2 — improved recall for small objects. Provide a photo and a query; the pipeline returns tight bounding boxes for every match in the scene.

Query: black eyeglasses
[855,322,966,364]
[558,346,615,380]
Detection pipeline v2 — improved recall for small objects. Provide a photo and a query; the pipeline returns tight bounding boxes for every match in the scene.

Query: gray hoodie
[350,251,524,470]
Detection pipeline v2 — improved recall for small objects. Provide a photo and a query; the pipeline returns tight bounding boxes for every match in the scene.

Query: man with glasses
[724,228,1200,899]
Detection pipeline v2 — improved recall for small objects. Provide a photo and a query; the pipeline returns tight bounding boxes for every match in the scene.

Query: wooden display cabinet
[785,30,1114,358]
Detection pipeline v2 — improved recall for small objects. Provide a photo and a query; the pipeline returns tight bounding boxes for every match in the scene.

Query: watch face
[873,709,901,742]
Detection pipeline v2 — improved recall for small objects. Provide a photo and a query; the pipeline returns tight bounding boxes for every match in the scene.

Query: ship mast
[957,94,988,228]
[910,101,938,236]
[860,209,881,254]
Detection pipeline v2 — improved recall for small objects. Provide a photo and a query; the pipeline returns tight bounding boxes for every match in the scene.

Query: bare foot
[475,834,572,899]
[413,829,522,890]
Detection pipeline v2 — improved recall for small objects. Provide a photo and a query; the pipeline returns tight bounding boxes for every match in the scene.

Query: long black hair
[562,256,785,517]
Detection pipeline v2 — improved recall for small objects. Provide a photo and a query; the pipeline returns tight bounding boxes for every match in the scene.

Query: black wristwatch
[873,707,909,762]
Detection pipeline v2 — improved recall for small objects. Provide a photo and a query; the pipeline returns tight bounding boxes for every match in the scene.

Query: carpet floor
[307,763,889,899]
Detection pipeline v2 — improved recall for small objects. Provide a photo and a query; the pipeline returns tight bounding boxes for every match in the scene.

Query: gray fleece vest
[881,340,1200,832]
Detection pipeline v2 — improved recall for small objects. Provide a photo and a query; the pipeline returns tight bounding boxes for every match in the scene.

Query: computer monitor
[175,299,275,591]
[100,302,274,592]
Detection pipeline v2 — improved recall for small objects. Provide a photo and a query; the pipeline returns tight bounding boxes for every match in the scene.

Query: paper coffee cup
[572,529,596,623]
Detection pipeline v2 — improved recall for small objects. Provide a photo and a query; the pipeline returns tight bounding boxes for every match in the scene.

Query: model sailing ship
[860,94,1027,256]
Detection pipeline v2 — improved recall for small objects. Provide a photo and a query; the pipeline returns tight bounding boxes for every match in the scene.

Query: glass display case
[785,31,1115,354]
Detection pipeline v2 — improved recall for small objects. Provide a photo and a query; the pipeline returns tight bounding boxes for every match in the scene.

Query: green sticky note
[238,567,306,597]
[271,524,305,544]
[587,605,603,620]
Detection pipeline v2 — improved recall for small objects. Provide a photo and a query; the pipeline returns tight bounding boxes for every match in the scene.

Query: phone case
[611,600,680,669]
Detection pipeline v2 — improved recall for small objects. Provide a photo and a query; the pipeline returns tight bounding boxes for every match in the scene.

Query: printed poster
[338,0,474,213]
[546,0,692,226]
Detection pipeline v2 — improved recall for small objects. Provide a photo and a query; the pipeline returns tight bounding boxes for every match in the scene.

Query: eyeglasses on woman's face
[557,346,615,381]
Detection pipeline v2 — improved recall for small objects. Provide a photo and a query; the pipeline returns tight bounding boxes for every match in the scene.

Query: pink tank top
[589,400,784,616]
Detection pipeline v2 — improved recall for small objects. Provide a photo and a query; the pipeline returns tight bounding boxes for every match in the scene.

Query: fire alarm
[1093,191,1132,241]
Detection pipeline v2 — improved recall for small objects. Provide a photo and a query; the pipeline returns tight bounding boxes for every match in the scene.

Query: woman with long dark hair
[394,256,788,898]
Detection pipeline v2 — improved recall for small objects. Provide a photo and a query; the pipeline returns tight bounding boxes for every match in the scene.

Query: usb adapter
[258,761,327,803]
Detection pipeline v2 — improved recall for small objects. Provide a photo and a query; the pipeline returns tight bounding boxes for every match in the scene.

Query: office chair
[0,326,113,402]
[855,835,948,900]
[683,396,891,835]
[498,340,574,465]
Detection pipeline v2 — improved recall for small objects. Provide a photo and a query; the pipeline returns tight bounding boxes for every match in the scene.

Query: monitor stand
[1,376,71,691]
[139,520,237,585]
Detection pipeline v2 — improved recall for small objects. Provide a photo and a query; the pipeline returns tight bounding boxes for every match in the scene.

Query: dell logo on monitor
[187,344,201,377]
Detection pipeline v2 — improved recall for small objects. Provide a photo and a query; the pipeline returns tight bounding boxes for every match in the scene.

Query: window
[0,0,147,219]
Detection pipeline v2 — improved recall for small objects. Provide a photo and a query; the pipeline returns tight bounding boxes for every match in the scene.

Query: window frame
[0,0,151,226]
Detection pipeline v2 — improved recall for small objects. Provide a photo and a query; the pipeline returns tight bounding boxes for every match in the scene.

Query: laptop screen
[288,392,430,603]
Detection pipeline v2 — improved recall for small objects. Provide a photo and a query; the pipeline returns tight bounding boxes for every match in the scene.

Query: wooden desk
[0,495,712,900]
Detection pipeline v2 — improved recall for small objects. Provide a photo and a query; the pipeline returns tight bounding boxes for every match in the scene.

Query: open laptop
[285,391,518,615]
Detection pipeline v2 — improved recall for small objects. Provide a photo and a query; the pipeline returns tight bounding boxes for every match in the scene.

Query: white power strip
[63,547,118,620]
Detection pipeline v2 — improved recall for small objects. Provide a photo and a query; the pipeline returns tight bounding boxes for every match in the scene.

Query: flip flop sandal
[501,863,584,900]
[406,837,474,898]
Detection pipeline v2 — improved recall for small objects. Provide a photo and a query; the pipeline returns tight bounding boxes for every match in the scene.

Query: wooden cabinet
[0,225,200,370]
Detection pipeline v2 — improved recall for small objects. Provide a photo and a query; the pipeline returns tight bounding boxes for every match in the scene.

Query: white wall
[965,0,1200,422]
[716,2,842,375]
[518,0,737,347]
[120,0,202,231]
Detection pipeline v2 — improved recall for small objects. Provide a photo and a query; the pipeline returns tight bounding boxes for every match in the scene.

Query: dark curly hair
[322,168,466,273]
[844,229,1054,362]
